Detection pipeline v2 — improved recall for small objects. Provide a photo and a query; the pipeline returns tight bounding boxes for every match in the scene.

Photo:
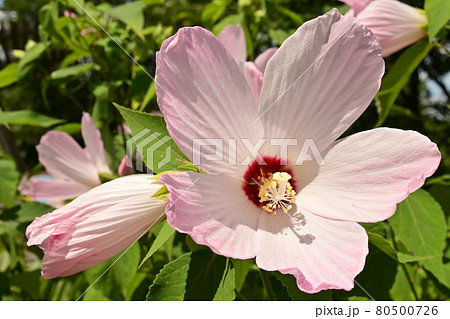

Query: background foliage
[0,0,449,300]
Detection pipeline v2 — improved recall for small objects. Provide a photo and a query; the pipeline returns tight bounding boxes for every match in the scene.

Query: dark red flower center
[242,156,297,213]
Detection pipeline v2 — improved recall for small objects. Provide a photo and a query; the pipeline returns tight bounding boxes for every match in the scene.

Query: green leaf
[83,242,141,300]
[429,184,450,215]
[92,84,111,128]
[61,51,92,68]
[375,40,434,126]
[147,250,235,300]
[390,264,427,301]
[53,123,82,135]
[104,1,146,40]
[425,0,450,40]
[0,63,18,89]
[275,6,304,25]
[15,202,54,223]
[337,243,398,300]
[115,103,189,173]
[213,266,235,301]
[0,110,64,127]
[185,235,206,252]
[212,14,244,35]
[142,0,164,4]
[0,107,9,130]
[231,258,253,291]
[139,220,175,268]
[275,273,331,300]
[389,189,449,287]
[139,81,156,111]
[202,0,230,25]
[50,63,97,84]
[269,29,291,45]
[360,221,388,237]
[427,174,450,186]
[17,42,48,84]
[0,158,19,208]
[368,232,398,260]
[38,3,63,43]
[368,232,434,263]
[131,68,152,110]
[0,243,11,272]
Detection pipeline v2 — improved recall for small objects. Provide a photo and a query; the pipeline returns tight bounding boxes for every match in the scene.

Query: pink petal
[356,0,427,57]
[217,25,247,65]
[254,47,277,73]
[37,131,100,187]
[156,27,263,176]
[21,177,91,202]
[340,0,373,16]
[296,128,441,223]
[243,62,264,109]
[118,155,134,176]
[256,210,368,293]
[81,112,111,173]
[26,174,167,278]
[160,172,261,259]
[259,9,384,158]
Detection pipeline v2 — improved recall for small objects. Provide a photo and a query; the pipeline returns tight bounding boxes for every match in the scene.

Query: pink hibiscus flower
[26,175,167,279]
[218,25,277,107]
[21,112,111,203]
[341,0,428,56]
[156,9,441,293]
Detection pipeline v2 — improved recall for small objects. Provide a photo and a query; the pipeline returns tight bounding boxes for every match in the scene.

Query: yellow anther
[257,172,296,214]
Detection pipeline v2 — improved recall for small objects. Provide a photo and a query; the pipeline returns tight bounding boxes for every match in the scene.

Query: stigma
[257,172,296,214]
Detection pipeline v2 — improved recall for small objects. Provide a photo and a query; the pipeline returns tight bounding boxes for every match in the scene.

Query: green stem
[388,225,419,301]
[435,42,450,55]
[259,269,276,301]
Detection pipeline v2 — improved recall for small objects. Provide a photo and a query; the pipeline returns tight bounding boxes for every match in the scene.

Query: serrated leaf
[139,220,175,268]
[0,63,18,88]
[115,104,189,173]
[0,158,19,208]
[389,189,449,287]
[0,110,64,127]
[213,266,235,301]
[147,250,235,300]
[375,40,433,126]
[425,0,450,41]
[274,272,331,300]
